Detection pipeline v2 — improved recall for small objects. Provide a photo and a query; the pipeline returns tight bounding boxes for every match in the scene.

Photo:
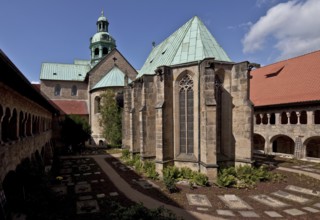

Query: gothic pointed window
[179,74,194,154]
[95,96,101,114]
[71,85,77,96]
[54,84,61,96]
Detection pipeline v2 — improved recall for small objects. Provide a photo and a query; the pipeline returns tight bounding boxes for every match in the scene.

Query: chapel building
[122,16,254,180]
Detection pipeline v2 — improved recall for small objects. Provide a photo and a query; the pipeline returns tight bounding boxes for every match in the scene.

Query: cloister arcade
[253,108,320,160]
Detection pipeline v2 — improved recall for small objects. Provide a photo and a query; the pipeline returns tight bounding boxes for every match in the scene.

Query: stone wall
[123,59,253,181]
[88,50,137,90]
[0,82,56,183]
[40,80,88,100]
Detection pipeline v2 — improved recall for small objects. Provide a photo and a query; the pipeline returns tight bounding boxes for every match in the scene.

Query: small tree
[99,90,122,146]
[61,115,91,150]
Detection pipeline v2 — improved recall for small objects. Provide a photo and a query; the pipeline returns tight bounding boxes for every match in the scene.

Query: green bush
[216,165,285,188]
[163,166,180,193]
[134,159,144,174]
[180,167,193,179]
[125,154,140,166]
[121,149,131,161]
[216,167,237,187]
[143,161,159,180]
[192,172,209,186]
[108,201,178,220]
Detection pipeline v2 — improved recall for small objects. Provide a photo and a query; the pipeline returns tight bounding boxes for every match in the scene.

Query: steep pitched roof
[40,62,90,81]
[92,65,128,90]
[250,50,320,107]
[137,16,231,78]
[52,100,88,115]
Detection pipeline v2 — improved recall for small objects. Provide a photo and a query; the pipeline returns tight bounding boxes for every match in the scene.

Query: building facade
[251,50,320,161]
[0,50,59,219]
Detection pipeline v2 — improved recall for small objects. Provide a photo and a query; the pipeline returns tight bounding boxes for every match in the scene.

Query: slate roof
[137,16,231,78]
[40,62,90,81]
[92,66,129,90]
[52,100,88,115]
[250,50,320,107]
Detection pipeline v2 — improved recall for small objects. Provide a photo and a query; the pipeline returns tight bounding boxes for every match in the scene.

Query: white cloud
[256,0,279,8]
[243,0,320,60]
[31,81,40,84]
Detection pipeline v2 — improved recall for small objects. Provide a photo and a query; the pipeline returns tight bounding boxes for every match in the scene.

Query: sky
[0,0,319,83]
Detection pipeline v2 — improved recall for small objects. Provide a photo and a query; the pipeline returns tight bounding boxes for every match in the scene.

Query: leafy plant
[163,166,180,193]
[216,167,237,187]
[121,149,131,161]
[99,90,122,146]
[191,172,209,186]
[216,165,285,188]
[143,161,159,180]
[180,167,193,179]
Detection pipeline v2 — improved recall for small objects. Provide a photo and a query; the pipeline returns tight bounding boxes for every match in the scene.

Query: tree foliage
[99,90,123,146]
[61,115,91,147]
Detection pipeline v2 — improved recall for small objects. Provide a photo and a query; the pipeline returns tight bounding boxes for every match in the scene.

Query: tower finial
[101,9,104,16]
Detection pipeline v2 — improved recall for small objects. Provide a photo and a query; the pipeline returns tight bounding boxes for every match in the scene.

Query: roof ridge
[258,49,320,69]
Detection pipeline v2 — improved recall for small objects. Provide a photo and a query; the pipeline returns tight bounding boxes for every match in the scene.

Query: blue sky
[1,0,319,83]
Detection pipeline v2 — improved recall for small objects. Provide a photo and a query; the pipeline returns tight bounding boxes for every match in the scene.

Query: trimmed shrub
[143,161,159,180]
[192,172,209,186]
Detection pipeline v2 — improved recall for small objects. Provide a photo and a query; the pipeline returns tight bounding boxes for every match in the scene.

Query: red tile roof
[250,50,320,107]
[52,100,88,115]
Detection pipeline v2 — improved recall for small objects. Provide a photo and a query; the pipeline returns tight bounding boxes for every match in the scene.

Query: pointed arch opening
[94,96,101,114]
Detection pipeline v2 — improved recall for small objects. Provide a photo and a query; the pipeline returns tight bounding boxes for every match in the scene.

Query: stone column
[286,112,290,124]
[294,136,303,159]
[307,110,314,125]
[275,113,280,125]
[297,112,301,125]
[200,61,218,181]
[267,113,271,125]
[154,68,166,175]
[232,62,253,167]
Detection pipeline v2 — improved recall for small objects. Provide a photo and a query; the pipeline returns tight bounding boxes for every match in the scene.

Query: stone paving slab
[286,185,320,197]
[272,190,310,204]
[264,211,283,218]
[76,200,100,214]
[51,185,67,196]
[302,206,320,213]
[250,194,289,208]
[218,194,252,210]
[216,210,235,217]
[283,208,306,216]
[60,168,72,174]
[187,194,212,207]
[79,195,93,200]
[96,193,105,199]
[238,211,259,218]
[110,192,119,197]
[75,184,92,194]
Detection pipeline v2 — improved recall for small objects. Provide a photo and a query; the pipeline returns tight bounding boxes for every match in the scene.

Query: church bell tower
[90,11,116,65]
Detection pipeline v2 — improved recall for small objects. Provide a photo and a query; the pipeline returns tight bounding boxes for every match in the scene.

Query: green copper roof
[137,16,231,78]
[40,63,90,81]
[92,66,129,90]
